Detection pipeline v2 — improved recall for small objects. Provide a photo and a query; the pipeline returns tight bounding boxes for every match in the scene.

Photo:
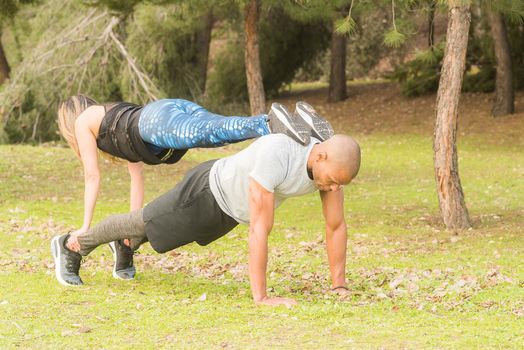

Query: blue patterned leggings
[138,99,270,152]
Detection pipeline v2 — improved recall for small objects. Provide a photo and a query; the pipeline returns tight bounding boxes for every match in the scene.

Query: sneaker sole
[271,104,307,144]
[109,241,134,280]
[51,236,80,287]
[296,103,334,141]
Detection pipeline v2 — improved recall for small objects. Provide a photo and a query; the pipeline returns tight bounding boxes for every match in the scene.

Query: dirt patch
[277,82,524,143]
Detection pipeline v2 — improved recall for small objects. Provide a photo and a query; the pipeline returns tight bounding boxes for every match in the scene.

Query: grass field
[1,83,523,349]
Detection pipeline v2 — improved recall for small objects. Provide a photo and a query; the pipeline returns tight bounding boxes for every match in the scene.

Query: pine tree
[0,0,35,84]
[489,9,514,116]
[89,0,217,97]
[244,0,265,114]
[434,0,472,230]
[278,0,356,102]
[485,0,524,116]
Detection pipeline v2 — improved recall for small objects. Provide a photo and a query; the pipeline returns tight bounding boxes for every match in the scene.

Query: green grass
[1,126,523,348]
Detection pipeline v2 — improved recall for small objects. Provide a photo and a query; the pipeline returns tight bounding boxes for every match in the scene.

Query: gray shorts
[143,160,239,253]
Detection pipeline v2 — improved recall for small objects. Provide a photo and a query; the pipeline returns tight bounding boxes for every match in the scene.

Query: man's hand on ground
[330,286,351,298]
[255,296,297,308]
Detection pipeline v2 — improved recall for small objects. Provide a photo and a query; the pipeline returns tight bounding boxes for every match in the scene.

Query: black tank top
[96,102,187,165]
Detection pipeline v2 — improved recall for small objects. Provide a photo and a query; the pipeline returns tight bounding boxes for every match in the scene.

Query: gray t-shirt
[209,134,319,224]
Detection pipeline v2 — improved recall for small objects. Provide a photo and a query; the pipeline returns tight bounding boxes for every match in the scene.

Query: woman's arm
[67,111,101,251]
[127,162,144,211]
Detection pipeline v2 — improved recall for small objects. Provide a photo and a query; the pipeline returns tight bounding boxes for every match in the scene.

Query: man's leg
[78,209,146,280]
[51,209,146,286]
[77,209,146,256]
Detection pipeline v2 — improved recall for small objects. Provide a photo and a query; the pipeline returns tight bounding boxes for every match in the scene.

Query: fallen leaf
[389,277,404,289]
[377,292,388,299]
[78,326,91,334]
[407,282,419,293]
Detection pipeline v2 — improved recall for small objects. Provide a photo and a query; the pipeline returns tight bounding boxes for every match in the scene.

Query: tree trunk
[328,16,347,102]
[0,34,10,85]
[433,1,472,230]
[428,0,436,48]
[489,11,514,117]
[195,11,214,94]
[244,0,266,115]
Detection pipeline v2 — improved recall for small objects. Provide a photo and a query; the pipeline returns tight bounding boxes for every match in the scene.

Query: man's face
[312,162,348,192]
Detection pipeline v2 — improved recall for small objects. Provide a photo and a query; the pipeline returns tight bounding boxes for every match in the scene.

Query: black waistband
[96,102,187,165]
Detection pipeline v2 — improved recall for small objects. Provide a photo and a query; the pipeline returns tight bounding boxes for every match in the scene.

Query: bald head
[308,135,361,189]
[321,134,361,181]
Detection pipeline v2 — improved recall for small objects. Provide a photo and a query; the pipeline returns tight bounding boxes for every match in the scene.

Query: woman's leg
[138,99,271,149]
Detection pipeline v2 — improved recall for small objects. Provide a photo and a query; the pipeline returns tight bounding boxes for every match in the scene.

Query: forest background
[0,0,523,348]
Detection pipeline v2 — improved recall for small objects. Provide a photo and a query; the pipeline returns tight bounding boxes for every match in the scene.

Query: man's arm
[320,189,348,290]
[248,178,296,307]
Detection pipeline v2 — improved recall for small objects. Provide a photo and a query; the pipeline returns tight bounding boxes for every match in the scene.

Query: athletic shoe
[294,101,335,141]
[109,240,136,280]
[267,102,310,146]
[51,234,83,286]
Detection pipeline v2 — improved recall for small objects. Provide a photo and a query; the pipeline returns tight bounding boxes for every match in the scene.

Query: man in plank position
[52,127,360,307]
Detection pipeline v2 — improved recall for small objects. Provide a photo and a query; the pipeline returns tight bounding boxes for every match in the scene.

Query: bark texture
[489,11,514,117]
[428,0,436,48]
[0,34,10,85]
[328,15,347,102]
[244,0,266,115]
[433,2,472,230]
[194,11,214,93]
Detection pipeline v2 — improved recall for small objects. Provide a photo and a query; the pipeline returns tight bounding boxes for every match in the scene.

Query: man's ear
[316,151,328,162]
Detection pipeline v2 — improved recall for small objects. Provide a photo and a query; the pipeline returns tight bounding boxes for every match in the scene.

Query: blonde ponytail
[57,95,97,157]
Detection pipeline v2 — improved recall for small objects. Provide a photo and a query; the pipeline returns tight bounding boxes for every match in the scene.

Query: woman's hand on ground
[66,228,87,252]
[255,296,297,308]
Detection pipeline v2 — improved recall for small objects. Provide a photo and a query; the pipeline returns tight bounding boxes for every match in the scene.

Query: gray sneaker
[109,240,136,280]
[294,101,334,141]
[51,234,83,286]
[267,102,310,146]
